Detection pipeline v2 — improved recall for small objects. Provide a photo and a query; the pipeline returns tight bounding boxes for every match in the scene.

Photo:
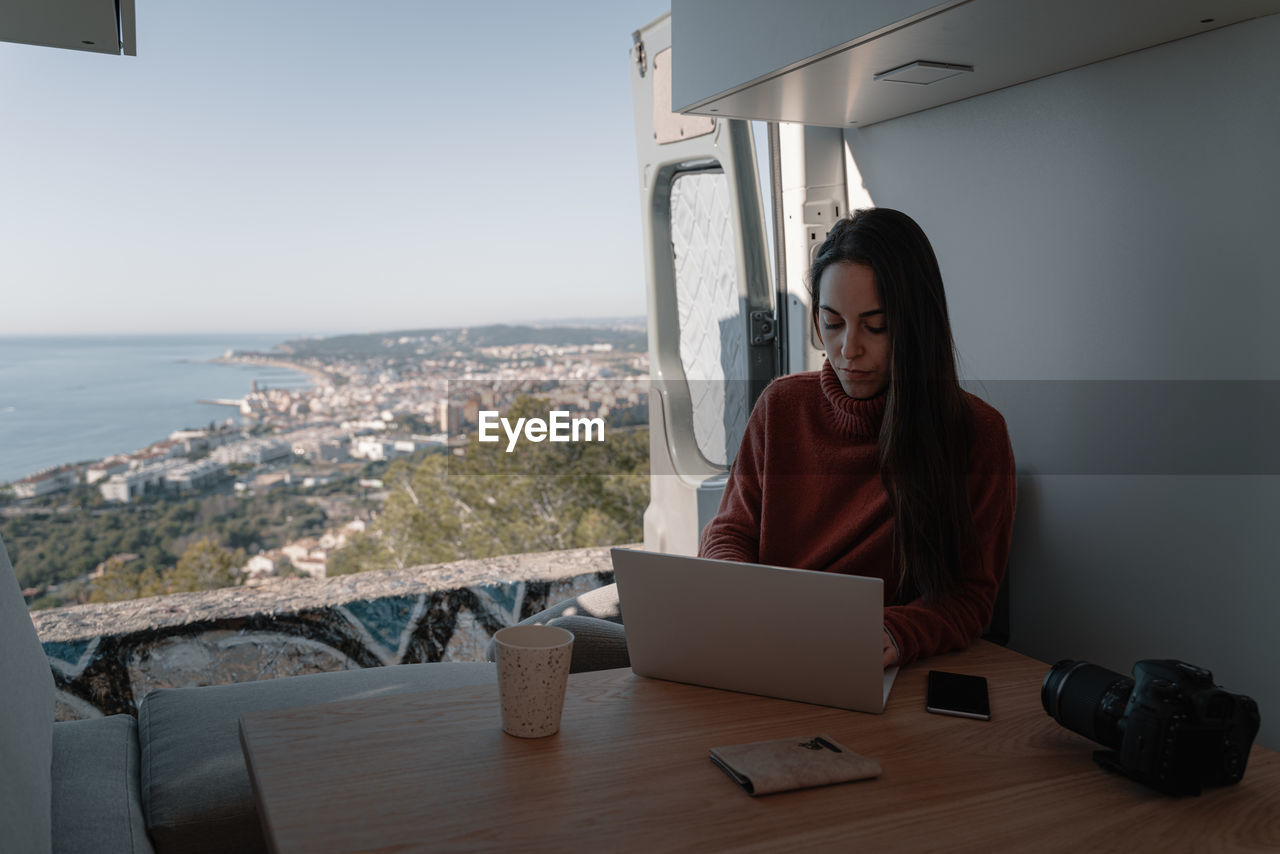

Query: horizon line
[0,317,649,340]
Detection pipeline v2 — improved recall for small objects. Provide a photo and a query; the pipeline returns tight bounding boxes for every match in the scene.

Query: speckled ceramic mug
[494,624,575,738]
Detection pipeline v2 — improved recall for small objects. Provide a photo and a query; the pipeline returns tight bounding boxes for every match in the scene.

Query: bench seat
[138,662,496,854]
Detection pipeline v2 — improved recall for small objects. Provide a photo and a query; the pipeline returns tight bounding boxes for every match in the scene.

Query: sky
[0,1,671,335]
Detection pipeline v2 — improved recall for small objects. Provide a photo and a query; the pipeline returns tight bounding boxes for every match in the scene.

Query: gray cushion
[138,662,496,854]
[52,716,154,854]
[487,583,629,673]
[0,534,54,854]
[547,615,631,673]
[523,581,622,624]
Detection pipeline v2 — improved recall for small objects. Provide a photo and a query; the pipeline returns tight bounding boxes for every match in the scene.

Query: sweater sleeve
[882,410,1017,666]
[697,391,768,563]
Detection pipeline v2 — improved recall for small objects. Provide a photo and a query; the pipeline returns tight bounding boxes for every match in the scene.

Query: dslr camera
[1041,659,1260,795]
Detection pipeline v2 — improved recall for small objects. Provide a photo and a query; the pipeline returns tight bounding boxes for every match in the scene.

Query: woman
[699,207,1017,669]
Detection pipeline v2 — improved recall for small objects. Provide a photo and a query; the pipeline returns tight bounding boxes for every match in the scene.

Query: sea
[0,335,318,485]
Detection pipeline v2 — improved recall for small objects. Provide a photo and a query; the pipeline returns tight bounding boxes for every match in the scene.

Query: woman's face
[815,261,891,399]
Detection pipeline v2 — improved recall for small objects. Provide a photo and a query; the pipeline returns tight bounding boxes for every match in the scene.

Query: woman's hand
[883,627,900,669]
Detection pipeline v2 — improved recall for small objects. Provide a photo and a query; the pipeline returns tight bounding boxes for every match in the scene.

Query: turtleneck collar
[819,359,888,441]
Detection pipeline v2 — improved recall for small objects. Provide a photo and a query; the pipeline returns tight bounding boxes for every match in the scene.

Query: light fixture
[874,60,973,85]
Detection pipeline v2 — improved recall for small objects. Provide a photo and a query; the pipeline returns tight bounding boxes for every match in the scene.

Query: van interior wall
[841,15,1280,749]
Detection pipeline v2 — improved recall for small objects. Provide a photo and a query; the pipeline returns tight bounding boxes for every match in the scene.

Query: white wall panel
[840,15,1280,747]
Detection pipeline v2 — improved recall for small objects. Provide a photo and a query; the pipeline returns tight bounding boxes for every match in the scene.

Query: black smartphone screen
[926,670,991,720]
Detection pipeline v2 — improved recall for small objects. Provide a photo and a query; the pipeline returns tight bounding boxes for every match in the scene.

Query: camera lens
[1042,660,1132,750]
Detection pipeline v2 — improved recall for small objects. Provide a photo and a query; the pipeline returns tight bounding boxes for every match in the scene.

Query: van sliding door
[631,14,775,555]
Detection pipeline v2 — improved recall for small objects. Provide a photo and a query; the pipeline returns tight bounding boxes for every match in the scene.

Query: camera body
[1042,659,1260,795]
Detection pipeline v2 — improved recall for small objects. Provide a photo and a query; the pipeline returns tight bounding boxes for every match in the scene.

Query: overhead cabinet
[671,0,1280,126]
[0,0,136,55]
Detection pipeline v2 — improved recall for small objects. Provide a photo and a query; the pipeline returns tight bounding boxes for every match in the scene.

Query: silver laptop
[612,548,898,713]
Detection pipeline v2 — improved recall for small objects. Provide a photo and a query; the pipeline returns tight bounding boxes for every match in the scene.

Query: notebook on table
[611,547,898,713]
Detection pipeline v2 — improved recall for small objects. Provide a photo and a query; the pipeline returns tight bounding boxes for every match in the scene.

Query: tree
[166,537,244,592]
[325,396,650,575]
[89,556,141,603]
[326,532,386,576]
[90,557,168,603]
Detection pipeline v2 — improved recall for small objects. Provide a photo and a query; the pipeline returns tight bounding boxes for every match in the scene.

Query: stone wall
[32,546,620,720]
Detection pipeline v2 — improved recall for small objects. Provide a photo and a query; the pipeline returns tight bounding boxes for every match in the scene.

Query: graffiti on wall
[45,572,612,719]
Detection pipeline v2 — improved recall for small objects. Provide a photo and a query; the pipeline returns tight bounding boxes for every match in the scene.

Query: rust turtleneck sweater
[698,360,1017,666]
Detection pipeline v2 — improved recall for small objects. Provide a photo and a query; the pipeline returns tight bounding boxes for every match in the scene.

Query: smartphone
[926,670,990,720]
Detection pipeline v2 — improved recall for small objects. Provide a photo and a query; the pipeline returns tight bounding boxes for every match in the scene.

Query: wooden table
[239,642,1280,853]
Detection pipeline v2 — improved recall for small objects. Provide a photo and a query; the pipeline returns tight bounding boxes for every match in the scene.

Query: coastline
[1,338,322,488]
[211,353,336,387]
[3,325,645,489]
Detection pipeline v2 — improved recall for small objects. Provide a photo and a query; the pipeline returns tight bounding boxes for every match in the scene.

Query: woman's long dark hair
[808,208,976,603]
